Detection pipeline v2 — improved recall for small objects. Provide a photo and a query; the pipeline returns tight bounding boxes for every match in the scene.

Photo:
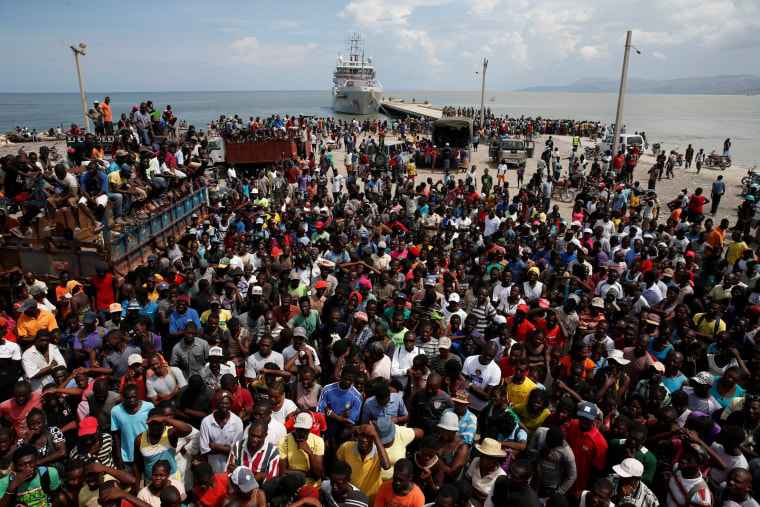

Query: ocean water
[1,90,758,166]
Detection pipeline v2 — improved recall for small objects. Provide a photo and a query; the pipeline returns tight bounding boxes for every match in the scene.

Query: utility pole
[479,58,488,128]
[612,31,634,159]
[70,43,90,133]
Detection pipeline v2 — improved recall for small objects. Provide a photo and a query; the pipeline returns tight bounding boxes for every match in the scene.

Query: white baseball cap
[293,412,313,430]
[612,458,644,478]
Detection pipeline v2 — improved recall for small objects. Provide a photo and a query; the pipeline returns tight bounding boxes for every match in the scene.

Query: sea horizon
[2,90,758,165]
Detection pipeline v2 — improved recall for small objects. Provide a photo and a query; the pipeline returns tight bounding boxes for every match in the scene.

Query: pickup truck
[489,136,528,168]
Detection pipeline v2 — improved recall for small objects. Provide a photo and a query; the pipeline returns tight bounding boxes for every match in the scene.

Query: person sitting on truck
[77,161,109,233]
[42,163,83,233]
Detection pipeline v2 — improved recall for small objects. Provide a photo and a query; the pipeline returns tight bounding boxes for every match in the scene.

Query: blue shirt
[80,170,109,196]
[443,407,477,445]
[123,300,158,324]
[662,374,687,393]
[508,260,525,282]
[360,393,408,424]
[317,382,363,440]
[169,309,202,334]
[111,401,154,462]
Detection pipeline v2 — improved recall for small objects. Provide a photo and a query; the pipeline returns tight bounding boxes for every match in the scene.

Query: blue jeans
[97,309,110,327]
[108,193,131,218]
[137,128,151,146]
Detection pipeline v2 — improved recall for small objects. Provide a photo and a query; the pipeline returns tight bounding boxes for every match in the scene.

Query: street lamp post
[479,58,488,128]
[612,31,640,158]
[69,43,90,133]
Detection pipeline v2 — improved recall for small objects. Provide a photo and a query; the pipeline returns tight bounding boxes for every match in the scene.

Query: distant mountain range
[515,75,760,95]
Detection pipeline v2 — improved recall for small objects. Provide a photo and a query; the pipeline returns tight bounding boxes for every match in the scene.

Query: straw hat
[475,438,507,458]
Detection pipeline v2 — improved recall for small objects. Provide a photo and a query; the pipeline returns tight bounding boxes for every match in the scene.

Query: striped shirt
[608,474,659,507]
[467,300,497,333]
[227,440,279,482]
[443,407,477,445]
[69,432,116,467]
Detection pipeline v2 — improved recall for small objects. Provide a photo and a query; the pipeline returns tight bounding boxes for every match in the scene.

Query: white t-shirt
[270,398,298,424]
[245,350,285,379]
[497,163,507,177]
[330,174,344,192]
[0,341,22,360]
[707,442,748,483]
[282,343,321,367]
[462,355,501,411]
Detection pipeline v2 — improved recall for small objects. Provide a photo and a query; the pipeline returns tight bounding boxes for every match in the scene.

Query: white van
[596,134,644,154]
[375,140,415,166]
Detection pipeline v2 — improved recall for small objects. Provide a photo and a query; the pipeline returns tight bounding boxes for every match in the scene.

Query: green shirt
[0,467,60,507]
[288,310,321,338]
[606,439,657,486]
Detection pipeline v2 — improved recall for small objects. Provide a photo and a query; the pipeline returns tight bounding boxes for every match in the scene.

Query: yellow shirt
[726,241,747,265]
[200,309,232,331]
[337,441,384,504]
[505,377,537,406]
[108,171,127,193]
[693,313,726,336]
[380,425,416,482]
[277,433,324,487]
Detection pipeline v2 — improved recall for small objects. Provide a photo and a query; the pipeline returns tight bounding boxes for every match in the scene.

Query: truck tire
[374,152,388,168]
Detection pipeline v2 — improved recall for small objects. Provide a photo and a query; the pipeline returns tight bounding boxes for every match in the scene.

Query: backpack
[684,479,711,507]
[696,314,721,336]
[7,467,53,498]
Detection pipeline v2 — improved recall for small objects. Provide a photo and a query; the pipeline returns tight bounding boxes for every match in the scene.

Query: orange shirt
[706,227,725,249]
[99,103,112,122]
[374,481,426,507]
[559,356,596,378]
[17,309,59,339]
[55,286,70,318]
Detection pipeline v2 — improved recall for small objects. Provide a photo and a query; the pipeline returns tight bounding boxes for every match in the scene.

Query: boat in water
[332,34,382,115]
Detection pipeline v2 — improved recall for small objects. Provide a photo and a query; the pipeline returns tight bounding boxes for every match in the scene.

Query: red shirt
[688,194,708,214]
[284,410,327,437]
[211,386,253,417]
[498,357,515,379]
[506,316,535,343]
[92,273,115,310]
[566,419,608,494]
[193,474,228,507]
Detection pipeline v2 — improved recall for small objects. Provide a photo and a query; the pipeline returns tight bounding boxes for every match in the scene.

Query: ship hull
[333,88,383,115]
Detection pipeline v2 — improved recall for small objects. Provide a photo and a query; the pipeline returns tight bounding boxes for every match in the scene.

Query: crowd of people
[0,100,757,507]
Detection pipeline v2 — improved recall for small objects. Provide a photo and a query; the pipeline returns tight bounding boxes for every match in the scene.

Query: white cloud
[652,51,667,61]
[467,0,502,15]
[229,37,318,66]
[578,45,606,62]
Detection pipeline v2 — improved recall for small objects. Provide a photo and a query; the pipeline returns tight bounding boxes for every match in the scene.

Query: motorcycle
[651,142,662,156]
[672,147,684,166]
[706,150,731,170]
[741,165,760,195]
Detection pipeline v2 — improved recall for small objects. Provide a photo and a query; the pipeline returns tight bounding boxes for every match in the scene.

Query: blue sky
[1,0,758,93]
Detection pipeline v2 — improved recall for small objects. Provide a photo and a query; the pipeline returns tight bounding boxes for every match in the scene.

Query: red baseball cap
[516,304,530,313]
[315,280,328,289]
[78,417,99,436]
[408,246,420,256]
